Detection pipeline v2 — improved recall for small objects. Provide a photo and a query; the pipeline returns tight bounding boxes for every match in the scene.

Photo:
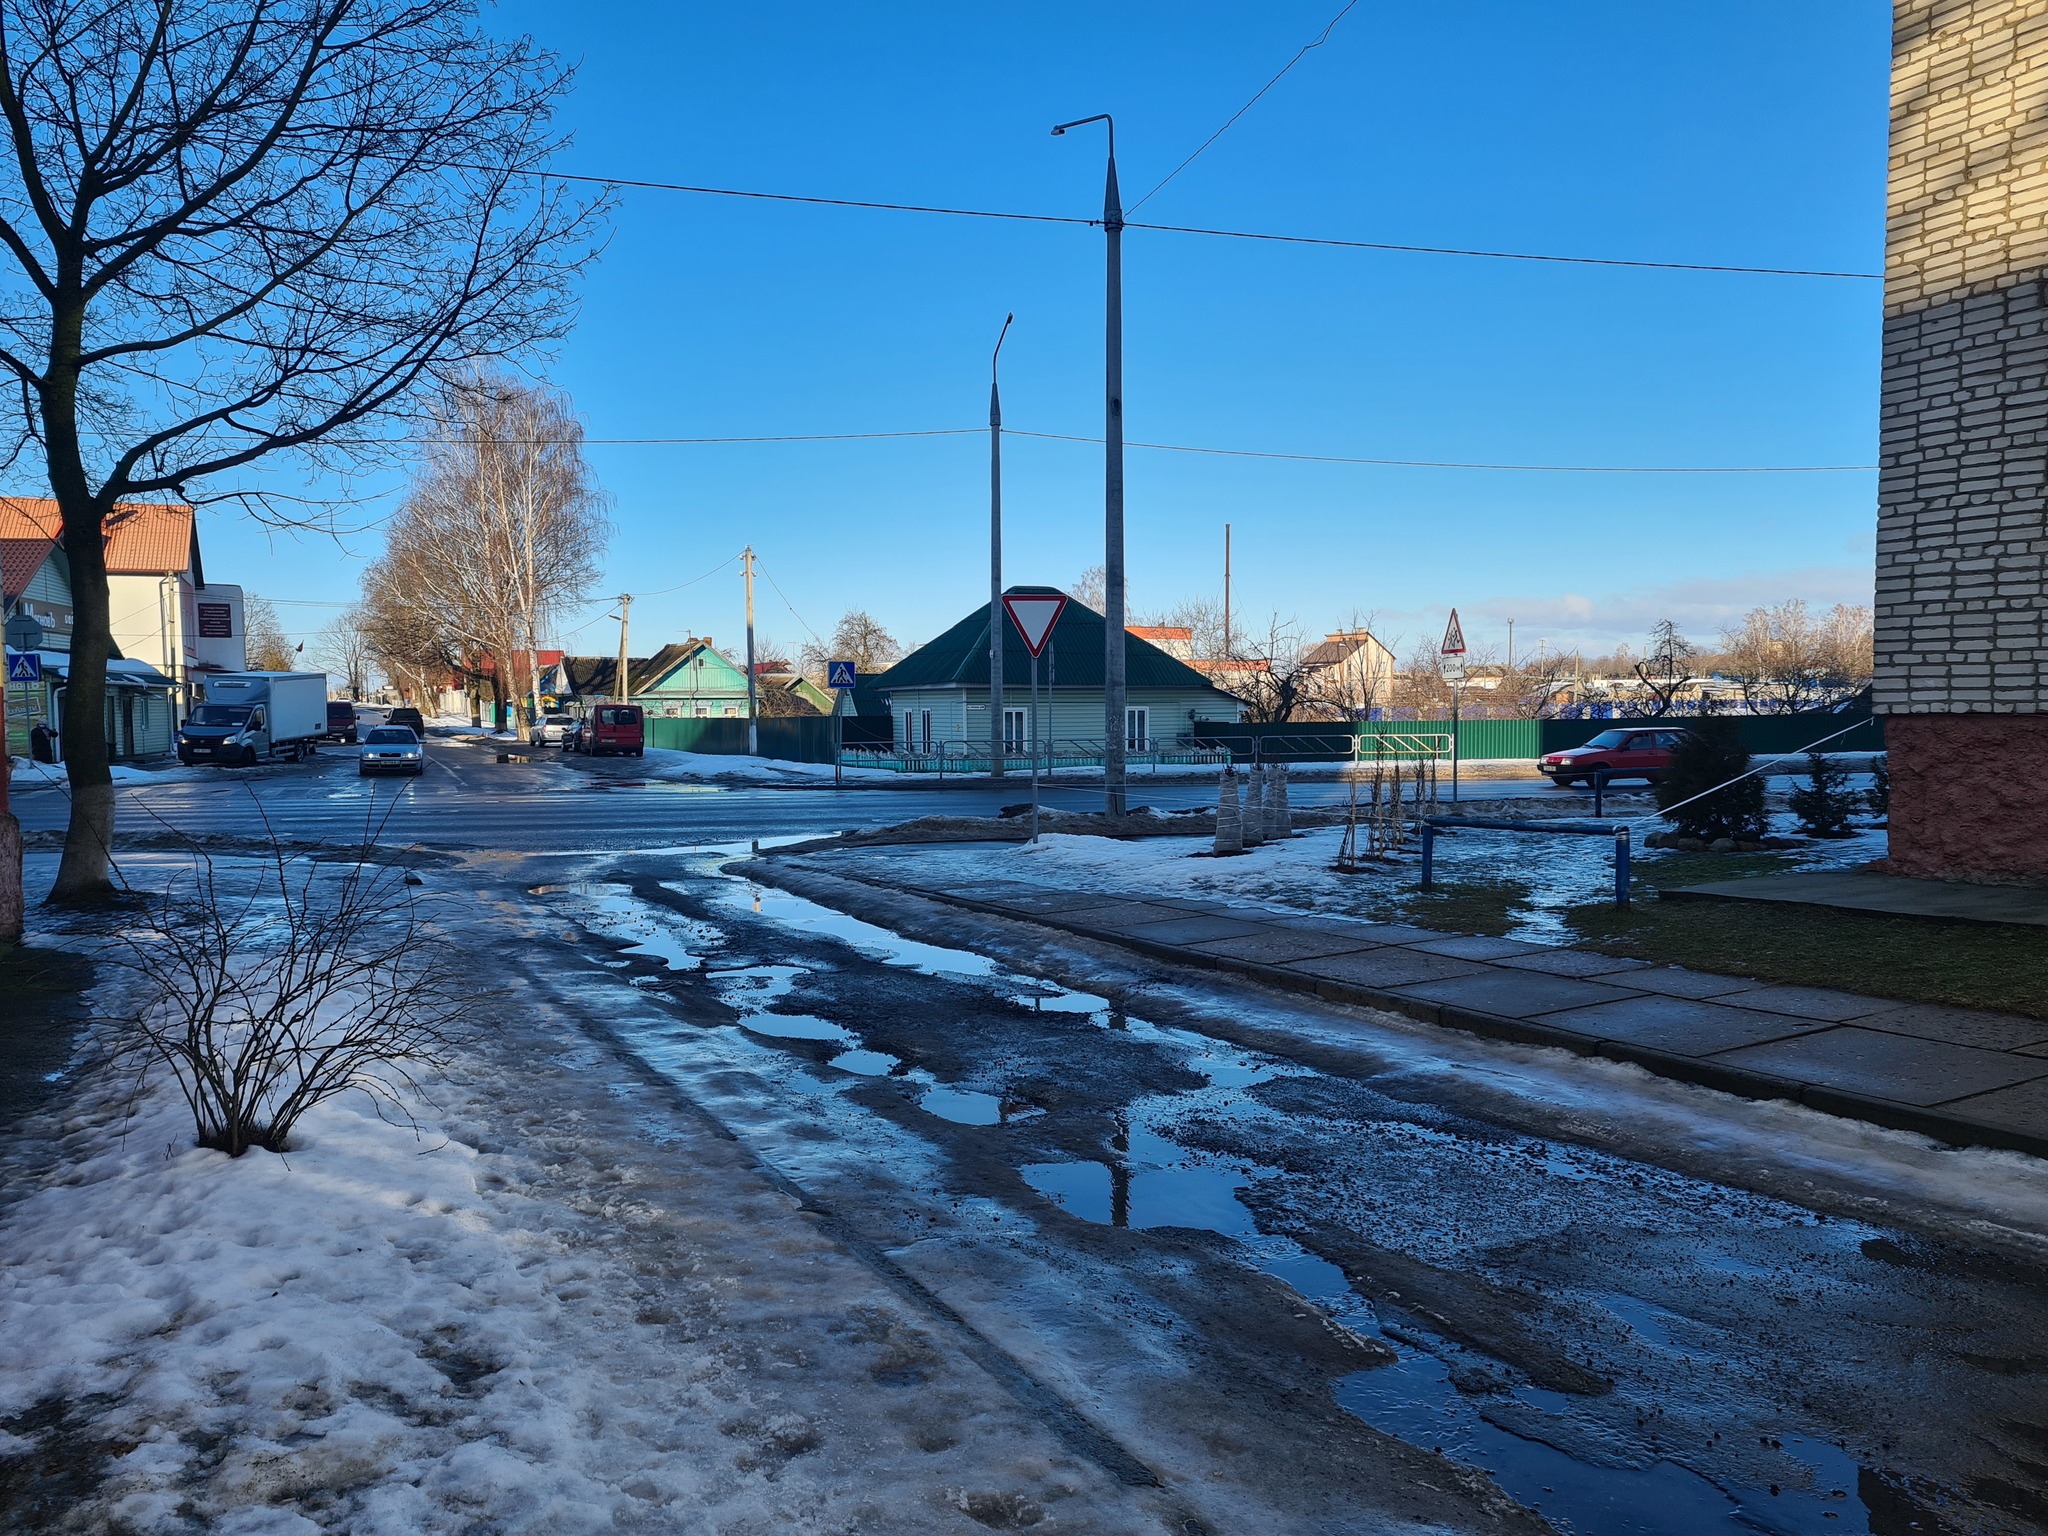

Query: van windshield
[188,705,250,726]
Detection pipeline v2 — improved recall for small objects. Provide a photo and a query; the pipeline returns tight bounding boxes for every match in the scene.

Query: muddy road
[487,842,2048,1536]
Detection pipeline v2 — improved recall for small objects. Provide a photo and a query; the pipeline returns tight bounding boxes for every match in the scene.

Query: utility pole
[743,547,759,757]
[1507,618,1515,672]
[990,312,1012,779]
[1223,522,1232,659]
[1053,112,1126,815]
[614,594,631,704]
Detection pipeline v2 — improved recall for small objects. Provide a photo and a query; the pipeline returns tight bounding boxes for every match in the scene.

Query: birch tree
[0,1,606,903]
[373,375,606,736]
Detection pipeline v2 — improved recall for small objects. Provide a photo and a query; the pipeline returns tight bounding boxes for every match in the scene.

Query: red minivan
[577,704,644,757]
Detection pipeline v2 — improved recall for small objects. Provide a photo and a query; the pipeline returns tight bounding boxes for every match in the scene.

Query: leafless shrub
[108,839,469,1157]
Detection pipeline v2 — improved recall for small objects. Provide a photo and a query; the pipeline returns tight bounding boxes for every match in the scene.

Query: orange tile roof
[0,497,197,592]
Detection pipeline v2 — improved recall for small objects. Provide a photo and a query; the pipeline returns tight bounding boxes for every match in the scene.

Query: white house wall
[883,687,1242,748]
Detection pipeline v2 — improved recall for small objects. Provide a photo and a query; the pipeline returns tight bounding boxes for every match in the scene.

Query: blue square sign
[6,651,40,684]
[827,660,857,690]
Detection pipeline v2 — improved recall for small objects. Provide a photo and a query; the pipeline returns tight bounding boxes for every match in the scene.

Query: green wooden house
[868,587,1244,755]
[557,639,755,717]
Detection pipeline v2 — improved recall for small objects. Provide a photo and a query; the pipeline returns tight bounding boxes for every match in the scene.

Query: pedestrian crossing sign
[827,660,858,690]
[7,650,40,683]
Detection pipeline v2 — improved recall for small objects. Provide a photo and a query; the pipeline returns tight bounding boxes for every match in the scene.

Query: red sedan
[1539,726,1693,787]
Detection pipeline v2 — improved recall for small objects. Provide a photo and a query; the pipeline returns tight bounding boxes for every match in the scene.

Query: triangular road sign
[1002,593,1067,659]
[1440,608,1466,656]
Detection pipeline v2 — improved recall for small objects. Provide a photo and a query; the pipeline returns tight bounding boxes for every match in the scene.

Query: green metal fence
[644,715,840,763]
[1192,712,1882,763]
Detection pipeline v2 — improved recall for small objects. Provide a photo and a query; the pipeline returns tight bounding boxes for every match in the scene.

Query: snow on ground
[0,890,1164,1533]
[636,746,902,785]
[7,757,210,790]
[831,805,1890,945]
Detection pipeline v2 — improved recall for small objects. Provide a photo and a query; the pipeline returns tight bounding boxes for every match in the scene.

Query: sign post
[1441,609,1467,803]
[1002,594,1067,843]
[826,661,858,786]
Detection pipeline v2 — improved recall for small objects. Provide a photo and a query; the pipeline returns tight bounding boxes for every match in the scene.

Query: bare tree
[1632,618,1698,716]
[1230,616,1324,724]
[1070,565,1106,614]
[0,2,607,902]
[375,375,607,737]
[109,832,469,1157]
[800,609,903,679]
[243,593,297,673]
[1720,600,1873,713]
[315,606,372,699]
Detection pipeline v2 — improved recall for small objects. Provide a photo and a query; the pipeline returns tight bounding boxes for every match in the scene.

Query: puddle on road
[540,868,1890,1536]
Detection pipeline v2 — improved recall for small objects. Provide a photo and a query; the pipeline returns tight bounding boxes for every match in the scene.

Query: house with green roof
[555,638,755,717]
[866,587,1244,755]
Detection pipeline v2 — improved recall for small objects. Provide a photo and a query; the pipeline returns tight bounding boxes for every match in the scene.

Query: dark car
[575,704,644,757]
[325,700,358,744]
[1539,726,1693,787]
[386,706,426,735]
[358,725,424,777]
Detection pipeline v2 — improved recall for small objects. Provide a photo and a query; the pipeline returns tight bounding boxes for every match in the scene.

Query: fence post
[1592,770,1605,818]
[1613,825,1630,908]
[1420,820,1436,890]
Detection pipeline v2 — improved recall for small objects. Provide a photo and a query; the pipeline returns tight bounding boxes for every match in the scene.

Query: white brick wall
[1878,0,2048,713]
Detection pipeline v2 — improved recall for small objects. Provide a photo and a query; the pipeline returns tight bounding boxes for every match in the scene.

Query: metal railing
[1421,816,1633,908]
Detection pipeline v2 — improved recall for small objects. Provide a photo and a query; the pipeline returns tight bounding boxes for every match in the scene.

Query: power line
[529,167,1879,281]
[754,561,825,645]
[1005,429,1877,474]
[1130,0,1361,214]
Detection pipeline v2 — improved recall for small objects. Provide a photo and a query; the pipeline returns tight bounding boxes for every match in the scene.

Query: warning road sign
[1440,608,1466,656]
[1002,593,1067,659]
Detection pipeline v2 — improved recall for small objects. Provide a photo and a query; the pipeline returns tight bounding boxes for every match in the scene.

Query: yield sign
[1002,593,1067,659]
[1440,608,1466,656]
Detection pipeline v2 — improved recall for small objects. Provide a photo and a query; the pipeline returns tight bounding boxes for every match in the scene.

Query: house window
[722,706,739,718]
[919,709,933,753]
[694,706,710,718]
[1003,707,1029,753]
[1125,706,1148,751]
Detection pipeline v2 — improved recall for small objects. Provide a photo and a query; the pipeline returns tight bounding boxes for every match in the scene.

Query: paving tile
[1406,935,1548,961]
[1541,995,1824,1057]
[1388,970,1644,1020]
[1048,901,1197,932]
[1494,950,1651,979]
[991,890,1141,914]
[1714,1027,2048,1108]
[1281,948,1487,990]
[1853,1004,2048,1054]
[2022,1042,2048,1060]
[1728,985,1897,1022]
[1146,898,1252,915]
[1278,919,1447,946]
[1618,967,1763,1000]
[1936,1078,2048,1143]
[1112,915,1270,945]
[1185,930,1386,965]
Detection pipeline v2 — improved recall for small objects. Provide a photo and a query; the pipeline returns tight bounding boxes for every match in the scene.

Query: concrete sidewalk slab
[1620,968,1764,1000]
[1113,914,1269,945]
[1282,948,1487,990]
[782,859,2048,1158]
[1725,984,1899,1023]
[1853,1004,2048,1054]
[1494,950,1651,979]
[1389,970,1641,1020]
[1666,868,2048,928]
[1714,1028,2048,1108]
[1184,931,1384,965]
[1539,995,1826,1057]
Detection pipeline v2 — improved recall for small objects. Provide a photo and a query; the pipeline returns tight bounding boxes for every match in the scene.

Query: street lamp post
[990,311,1013,780]
[1052,112,1127,815]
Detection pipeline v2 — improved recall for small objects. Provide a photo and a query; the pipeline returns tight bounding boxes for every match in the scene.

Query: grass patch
[1565,898,2048,1019]
[1398,880,1534,938]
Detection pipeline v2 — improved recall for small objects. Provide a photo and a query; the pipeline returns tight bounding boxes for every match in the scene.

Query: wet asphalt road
[17,738,2040,1533]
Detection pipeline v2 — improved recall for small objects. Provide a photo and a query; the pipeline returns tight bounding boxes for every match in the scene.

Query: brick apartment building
[1878,0,2048,878]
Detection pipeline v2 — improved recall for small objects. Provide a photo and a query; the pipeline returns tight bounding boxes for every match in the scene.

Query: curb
[751,859,2048,1163]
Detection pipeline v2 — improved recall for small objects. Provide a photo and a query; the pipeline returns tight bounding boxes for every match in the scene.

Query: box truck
[177,672,330,766]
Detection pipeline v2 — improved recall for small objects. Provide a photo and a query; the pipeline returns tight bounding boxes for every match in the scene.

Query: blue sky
[205,1,1887,665]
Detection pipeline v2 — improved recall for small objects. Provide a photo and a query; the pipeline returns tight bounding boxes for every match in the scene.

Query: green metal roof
[869,587,1234,694]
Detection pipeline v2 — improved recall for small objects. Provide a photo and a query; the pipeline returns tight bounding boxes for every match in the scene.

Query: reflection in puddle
[541,870,1882,1536]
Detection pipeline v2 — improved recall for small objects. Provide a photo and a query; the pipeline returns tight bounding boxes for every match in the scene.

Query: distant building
[0,498,186,760]
[556,639,754,716]
[869,587,1244,754]
[1299,628,1396,718]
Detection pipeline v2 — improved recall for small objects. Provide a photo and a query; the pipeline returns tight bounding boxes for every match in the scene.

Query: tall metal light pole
[1052,113,1126,815]
[989,312,1013,779]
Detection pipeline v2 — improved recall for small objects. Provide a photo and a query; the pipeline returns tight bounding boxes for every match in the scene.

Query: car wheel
[358,766,370,777]
[634,747,644,758]
[1548,775,1577,789]
[241,746,258,767]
